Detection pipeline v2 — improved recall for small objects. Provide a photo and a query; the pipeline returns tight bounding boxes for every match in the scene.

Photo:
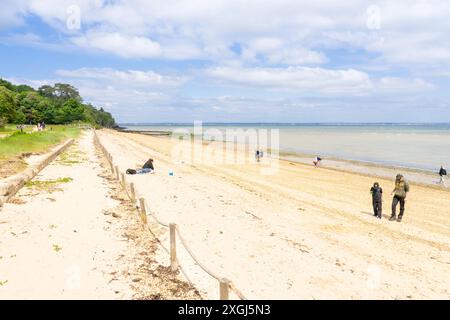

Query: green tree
[0,79,15,91]
[57,98,85,123]
[2,80,116,127]
[0,86,18,123]
[39,83,82,106]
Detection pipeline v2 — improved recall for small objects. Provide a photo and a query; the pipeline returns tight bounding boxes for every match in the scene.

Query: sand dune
[97,129,450,299]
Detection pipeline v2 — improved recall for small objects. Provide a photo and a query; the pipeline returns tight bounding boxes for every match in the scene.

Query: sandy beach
[96,129,450,299]
[0,131,199,299]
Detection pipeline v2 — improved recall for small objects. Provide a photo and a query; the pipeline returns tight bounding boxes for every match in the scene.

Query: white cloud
[0,0,28,30]
[71,32,162,58]
[2,1,449,122]
[376,77,434,93]
[205,66,435,96]
[5,0,450,69]
[6,67,185,119]
[55,68,186,87]
[206,66,372,94]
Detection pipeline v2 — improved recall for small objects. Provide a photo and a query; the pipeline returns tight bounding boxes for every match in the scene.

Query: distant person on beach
[370,182,383,219]
[255,150,261,162]
[126,158,154,175]
[439,166,447,185]
[313,156,322,167]
[390,174,410,222]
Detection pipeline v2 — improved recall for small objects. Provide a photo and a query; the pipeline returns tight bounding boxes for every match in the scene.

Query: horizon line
[118,122,450,125]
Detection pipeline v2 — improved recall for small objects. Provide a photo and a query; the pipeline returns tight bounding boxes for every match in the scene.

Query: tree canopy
[0,79,116,128]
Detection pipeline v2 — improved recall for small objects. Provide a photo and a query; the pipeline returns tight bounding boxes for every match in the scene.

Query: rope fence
[93,130,247,300]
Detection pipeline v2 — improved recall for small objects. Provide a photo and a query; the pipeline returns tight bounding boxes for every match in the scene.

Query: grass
[55,145,87,166]
[25,177,73,192]
[0,124,34,134]
[0,125,81,161]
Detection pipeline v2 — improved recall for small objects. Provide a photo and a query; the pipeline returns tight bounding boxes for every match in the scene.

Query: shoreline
[118,128,448,190]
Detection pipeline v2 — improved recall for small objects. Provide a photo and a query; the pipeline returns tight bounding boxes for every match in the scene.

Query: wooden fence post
[220,278,230,300]
[115,166,119,180]
[120,173,125,189]
[139,198,148,225]
[130,183,136,203]
[109,156,114,173]
[170,224,178,272]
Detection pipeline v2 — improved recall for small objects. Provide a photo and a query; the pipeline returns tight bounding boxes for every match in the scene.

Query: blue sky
[1,0,450,123]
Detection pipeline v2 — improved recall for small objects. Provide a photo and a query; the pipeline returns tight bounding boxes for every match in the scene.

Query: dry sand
[96,129,450,300]
[0,130,199,299]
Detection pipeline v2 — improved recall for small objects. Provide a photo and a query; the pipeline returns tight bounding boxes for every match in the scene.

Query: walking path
[0,130,199,299]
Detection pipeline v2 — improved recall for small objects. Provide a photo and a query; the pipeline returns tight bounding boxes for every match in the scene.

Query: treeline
[0,79,116,128]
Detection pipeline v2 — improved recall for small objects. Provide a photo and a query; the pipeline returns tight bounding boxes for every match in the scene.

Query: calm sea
[121,123,450,172]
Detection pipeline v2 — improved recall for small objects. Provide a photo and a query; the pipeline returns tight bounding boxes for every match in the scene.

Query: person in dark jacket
[255,150,261,162]
[370,182,383,219]
[390,174,410,222]
[143,158,154,170]
[439,166,447,185]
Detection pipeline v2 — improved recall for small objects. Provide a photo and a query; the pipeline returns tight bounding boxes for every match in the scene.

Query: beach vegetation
[25,177,73,192]
[0,124,82,178]
[0,126,81,159]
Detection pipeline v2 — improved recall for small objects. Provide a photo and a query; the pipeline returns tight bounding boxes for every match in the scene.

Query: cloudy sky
[1,0,450,123]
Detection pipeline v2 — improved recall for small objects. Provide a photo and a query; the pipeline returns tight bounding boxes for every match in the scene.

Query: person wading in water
[390,174,410,222]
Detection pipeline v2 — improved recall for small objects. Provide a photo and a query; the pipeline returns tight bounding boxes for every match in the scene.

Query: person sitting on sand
[370,182,383,219]
[126,158,154,175]
[143,158,154,170]
[390,174,410,222]
[313,156,322,167]
[439,166,447,186]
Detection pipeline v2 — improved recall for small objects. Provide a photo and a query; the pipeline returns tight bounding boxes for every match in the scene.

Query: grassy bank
[0,125,82,178]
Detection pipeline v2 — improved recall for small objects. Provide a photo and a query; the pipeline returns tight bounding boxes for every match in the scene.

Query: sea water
[121,123,450,172]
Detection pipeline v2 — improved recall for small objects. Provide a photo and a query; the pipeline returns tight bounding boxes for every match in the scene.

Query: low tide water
[121,123,450,172]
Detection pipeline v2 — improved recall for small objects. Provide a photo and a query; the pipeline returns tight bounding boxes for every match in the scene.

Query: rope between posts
[175,225,248,300]
[94,130,247,300]
[143,200,247,299]
[143,221,197,288]
[175,226,221,281]
[145,205,170,228]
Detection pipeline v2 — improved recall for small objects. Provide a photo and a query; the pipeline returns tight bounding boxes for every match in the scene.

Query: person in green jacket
[390,174,410,222]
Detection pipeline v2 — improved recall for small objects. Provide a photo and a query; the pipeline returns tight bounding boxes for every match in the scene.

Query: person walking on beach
[370,182,383,219]
[255,150,261,162]
[390,174,410,222]
[439,166,447,186]
[313,156,322,167]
